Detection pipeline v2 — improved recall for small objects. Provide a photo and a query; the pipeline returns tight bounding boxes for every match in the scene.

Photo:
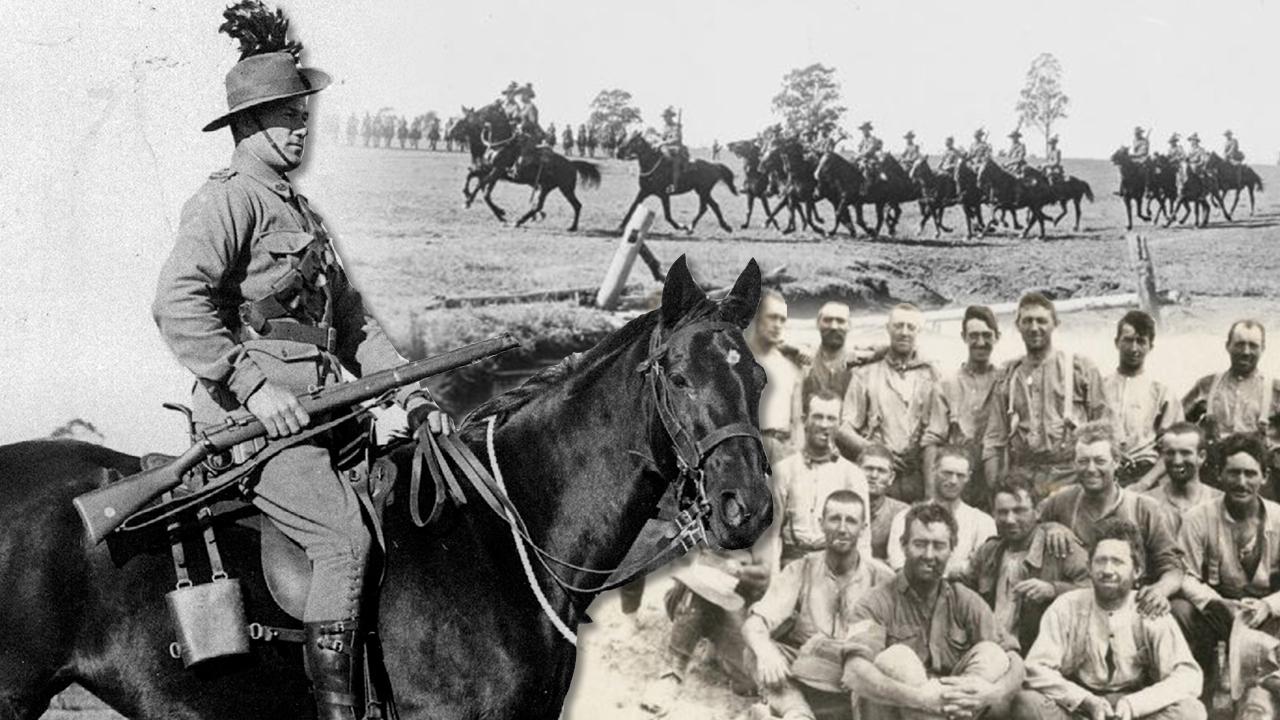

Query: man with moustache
[842,503,1025,719]
[1012,519,1205,720]
[887,447,997,579]
[983,293,1108,499]
[863,444,910,562]
[743,490,894,720]
[792,302,856,429]
[1141,423,1221,532]
[960,476,1090,655]
[1183,320,1280,480]
[153,23,451,718]
[774,392,872,566]
[1036,422,1184,619]
[839,304,940,503]
[750,288,803,464]
[1103,311,1183,487]
[1173,433,1280,709]
[924,305,1001,507]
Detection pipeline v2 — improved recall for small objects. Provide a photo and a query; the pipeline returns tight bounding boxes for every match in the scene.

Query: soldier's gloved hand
[246,381,310,438]
[407,401,454,437]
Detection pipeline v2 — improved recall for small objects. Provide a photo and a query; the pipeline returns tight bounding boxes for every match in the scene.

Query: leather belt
[236,318,335,352]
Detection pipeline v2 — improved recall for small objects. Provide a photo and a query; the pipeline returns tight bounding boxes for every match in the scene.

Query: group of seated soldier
[639,288,1280,720]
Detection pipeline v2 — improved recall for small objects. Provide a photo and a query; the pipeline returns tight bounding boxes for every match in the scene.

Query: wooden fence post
[1125,233,1161,325]
[596,206,655,310]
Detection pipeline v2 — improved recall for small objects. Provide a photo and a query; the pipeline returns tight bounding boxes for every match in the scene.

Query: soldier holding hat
[152,3,452,717]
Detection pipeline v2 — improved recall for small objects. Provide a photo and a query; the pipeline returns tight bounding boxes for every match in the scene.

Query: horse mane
[460,299,726,438]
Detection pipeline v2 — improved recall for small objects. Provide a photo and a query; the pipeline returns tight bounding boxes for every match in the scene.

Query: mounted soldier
[899,130,922,170]
[152,4,452,716]
[499,81,520,123]
[854,121,883,174]
[1001,129,1027,175]
[1166,133,1185,163]
[967,128,992,170]
[1224,129,1245,186]
[1129,126,1150,164]
[658,106,688,194]
[1042,135,1064,185]
[938,135,964,175]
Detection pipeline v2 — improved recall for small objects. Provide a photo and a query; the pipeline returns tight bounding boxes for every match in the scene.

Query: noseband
[636,319,765,547]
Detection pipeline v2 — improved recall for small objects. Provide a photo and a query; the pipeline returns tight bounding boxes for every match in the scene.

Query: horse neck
[481,332,671,611]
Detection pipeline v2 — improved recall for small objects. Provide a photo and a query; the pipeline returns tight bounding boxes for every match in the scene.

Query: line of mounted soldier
[1112,127,1264,230]
[641,291,1280,720]
[730,122,1094,241]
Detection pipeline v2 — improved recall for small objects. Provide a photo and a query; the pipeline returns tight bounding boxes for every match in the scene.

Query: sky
[291,0,1280,159]
[2,0,1279,451]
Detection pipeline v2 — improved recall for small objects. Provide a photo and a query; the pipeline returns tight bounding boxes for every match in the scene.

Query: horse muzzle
[706,487,772,550]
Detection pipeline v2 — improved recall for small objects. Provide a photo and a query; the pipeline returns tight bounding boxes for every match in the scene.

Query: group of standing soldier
[642,288,1280,720]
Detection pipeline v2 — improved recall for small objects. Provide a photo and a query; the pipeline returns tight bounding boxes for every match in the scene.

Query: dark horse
[449,102,528,223]
[727,139,778,230]
[761,137,825,235]
[908,159,986,239]
[977,162,1054,239]
[860,154,918,237]
[0,258,773,720]
[506,143,602,231]
[1046,175,1094,232]
[812,150,867,238]
[1110,147,1151,230]
[616,132,738,234]
[1172,159,1231,227]
[1206,152,1264,216]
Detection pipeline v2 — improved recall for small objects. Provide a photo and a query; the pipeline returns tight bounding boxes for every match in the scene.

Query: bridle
[415,316,766,643]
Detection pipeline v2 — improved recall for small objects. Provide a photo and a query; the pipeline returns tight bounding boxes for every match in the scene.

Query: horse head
[644,257,772,549]
[616,131,647,160]
[1110,147,1131,166]
[727,139,759,164]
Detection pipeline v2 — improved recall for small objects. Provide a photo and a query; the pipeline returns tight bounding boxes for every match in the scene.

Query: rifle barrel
[72,333,520,543]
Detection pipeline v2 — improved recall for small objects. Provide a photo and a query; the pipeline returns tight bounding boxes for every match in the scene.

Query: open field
[41,144,1280,720]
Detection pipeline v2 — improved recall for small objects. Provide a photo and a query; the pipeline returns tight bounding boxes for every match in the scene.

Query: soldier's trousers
[856,642,1010,720]
[251,444,372,623]
[1008,690,1205,719]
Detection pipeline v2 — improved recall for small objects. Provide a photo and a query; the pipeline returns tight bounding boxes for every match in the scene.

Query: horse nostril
[720,493,745,528]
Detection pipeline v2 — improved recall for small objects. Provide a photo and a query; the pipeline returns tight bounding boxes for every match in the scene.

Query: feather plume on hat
[218,0,303,60]
[202,0,329,132]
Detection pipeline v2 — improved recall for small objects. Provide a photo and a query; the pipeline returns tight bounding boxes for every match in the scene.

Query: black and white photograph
[5,1,1280,718]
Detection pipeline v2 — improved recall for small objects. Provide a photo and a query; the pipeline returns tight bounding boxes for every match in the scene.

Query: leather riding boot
[304,619,363,720]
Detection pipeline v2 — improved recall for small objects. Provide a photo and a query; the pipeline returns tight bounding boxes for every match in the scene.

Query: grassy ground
[43,145,1278,719]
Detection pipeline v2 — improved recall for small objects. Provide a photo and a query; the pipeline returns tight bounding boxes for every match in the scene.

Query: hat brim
[671,565,743,611]
[202,68,331,132]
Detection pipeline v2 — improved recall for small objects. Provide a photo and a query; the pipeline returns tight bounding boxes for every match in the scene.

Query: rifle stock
[72,334,520,544]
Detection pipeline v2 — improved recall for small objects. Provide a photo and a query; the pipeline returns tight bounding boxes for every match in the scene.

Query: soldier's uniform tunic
[153,145,433,623]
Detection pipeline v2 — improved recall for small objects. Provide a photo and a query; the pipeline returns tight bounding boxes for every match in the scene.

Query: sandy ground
[40,144,1280,719]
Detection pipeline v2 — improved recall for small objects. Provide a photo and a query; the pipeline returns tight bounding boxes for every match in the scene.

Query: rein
[415,318,764,645]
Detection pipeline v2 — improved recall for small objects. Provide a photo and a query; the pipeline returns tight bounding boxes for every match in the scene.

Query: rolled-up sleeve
[843,591,890,663]
[153,181,266,404]
[748,559,805,634]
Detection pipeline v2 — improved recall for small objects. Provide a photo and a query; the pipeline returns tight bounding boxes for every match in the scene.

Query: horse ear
[661,255,706,326]
[719,260,762,329]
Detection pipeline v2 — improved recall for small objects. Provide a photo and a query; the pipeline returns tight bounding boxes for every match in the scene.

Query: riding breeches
[251,444,372,622]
